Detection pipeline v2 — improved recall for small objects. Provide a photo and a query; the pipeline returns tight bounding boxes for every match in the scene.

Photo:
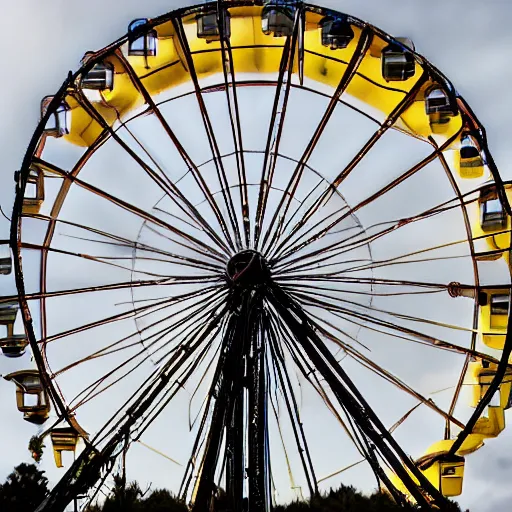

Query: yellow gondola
[470,360,512,409]
[455,133,484,179]
[425,87,458,135]
[0,300,29,358]
[22,166,45,215]
[50,427,86,468]
[388,435,485,499]
[46,6,463,148]
[41,96,71,138]
[417,452,465,498]
[4,370,50,424]
[0,335,29,358]
[471,184,510,261]
[469,360,512,437]
[0,246,11,275]
[478,288,509,350]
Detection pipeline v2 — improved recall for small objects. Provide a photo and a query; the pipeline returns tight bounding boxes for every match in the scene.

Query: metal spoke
[260,27,373,254]
[273,184,469,275]
[112,50,237,254]
[74,87,234,256]
[171,17,243,250]
[33,158,226,259]
[254,9,301,250]
[270,130,462,264]
[218,7,251,247]
[266,283,449,508]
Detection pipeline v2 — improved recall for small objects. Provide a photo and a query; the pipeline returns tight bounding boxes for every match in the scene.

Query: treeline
[84,477,187,512]
[85,480,466,512]
[84,479,423,512]
[0,463,466,511]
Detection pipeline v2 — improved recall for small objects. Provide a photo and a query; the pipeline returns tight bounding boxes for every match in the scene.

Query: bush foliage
[0,464,466,511]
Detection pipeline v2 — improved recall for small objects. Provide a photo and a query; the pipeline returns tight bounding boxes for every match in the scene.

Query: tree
[140,488,187,512]
[101,476,143,512]
[274,484,464,512]
[75,479,468,511]
[85,481,187,512]
[0,463,49,512]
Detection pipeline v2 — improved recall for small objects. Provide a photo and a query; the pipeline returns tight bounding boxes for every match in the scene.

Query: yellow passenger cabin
[417,452,465,498]
[80,53,114,91]
[388,435,488,500]
[471,184,510,261]
[424,87,458,135]
[50,5,464,154]
[41,96,71,138]
[196,9,231,42]
[478,289,510,350]
[455,133,484,179]
[470,360,512,410]
[469,360,512,437]
[22,166,45,215]
[0,301,28,357]
[4,370,50,424]
[319,14,354,50]
[0,301,19,325]
[50,427,84,468]
[0,246,11,275]
[416,435,487,497]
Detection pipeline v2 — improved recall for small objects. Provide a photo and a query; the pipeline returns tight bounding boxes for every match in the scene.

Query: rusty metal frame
[4,2,509,511]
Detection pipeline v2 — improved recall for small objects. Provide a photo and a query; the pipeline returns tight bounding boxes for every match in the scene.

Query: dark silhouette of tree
[86,477,187,512]
[274,486,411,512]
[0,463,49,512]
[0,460,468,512]
[101,476,144,512]
[273,485,464,512]
[79,480,468,511]
[141,488,187,512]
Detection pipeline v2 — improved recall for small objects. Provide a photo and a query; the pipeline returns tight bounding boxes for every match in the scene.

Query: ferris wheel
[1,1,511,510]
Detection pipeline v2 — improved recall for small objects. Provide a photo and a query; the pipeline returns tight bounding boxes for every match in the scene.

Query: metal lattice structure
[2,1,512,511]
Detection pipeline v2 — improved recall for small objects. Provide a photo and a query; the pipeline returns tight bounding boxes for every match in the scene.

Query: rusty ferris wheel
[1,1,512,511]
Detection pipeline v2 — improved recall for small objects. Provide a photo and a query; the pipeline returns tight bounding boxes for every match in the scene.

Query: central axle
[226,250,270,288]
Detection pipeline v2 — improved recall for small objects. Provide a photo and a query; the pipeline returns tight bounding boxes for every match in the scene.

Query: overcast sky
[1,1,511,511]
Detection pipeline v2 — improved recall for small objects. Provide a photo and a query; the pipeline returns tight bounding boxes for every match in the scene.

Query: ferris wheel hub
[226,250,270,288]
